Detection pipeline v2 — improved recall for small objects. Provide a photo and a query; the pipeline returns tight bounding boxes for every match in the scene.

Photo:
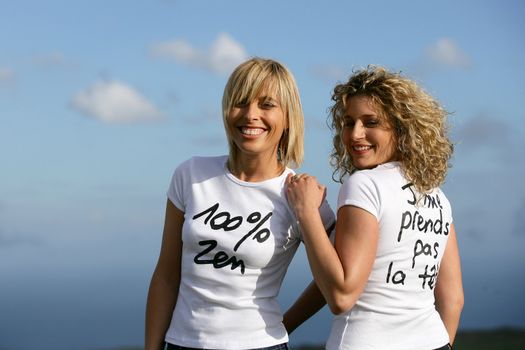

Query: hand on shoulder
[286,173,326,219]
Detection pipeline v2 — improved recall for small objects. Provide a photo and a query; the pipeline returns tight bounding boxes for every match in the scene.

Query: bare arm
[286,174,377,314]
[145,199,184,350]
[434,224,464,345]
[283,280,326,334]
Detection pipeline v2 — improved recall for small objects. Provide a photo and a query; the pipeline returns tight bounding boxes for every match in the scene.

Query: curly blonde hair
[329,66,453,193]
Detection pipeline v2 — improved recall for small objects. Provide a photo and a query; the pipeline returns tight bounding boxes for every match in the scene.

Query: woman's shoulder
[348,162,401,181]
[343,163,407,198]
[171,155,228,183]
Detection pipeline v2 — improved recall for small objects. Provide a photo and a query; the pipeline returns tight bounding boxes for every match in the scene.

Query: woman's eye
[260,100,276,109]
[365,120,379,127]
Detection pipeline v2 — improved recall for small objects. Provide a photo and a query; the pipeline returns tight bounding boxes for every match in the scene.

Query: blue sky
[1,0,524,349]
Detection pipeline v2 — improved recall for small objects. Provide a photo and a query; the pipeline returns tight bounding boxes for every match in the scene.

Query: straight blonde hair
[222,57,304,168]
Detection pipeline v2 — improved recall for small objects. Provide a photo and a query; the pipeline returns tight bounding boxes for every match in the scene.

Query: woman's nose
[350,121,365,139]
[243,102,260,120]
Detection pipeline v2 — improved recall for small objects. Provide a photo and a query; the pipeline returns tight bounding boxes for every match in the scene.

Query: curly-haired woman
[284,66,464,350]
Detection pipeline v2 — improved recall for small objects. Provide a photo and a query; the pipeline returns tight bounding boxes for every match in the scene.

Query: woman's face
[227,91,286,160]
[342,95,398,170]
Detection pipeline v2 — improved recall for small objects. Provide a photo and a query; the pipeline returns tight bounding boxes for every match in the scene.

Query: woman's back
[328,162,451,349]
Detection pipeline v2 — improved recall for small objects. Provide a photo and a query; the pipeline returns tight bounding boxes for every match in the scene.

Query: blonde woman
[145,58,335,350]
[285,66,463,350]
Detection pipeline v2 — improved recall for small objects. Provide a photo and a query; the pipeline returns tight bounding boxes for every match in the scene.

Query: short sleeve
[438,188,453,224]
[294,198,336,243]
[337,171,380,219]
[166,159,190,212]
[286,169,335,242]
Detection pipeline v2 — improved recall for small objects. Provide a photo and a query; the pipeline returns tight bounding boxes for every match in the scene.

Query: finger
[286,173,295,184]
[291,174,301,183]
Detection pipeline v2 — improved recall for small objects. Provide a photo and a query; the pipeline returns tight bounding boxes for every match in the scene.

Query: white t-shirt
[326,162,452,350]
[165,155,335,349]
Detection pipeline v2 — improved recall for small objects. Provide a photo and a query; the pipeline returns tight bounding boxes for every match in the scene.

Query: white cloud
[0,67,15,83]
[150,32,248,75]
[70,80,165,123]
[208,33,248,74]
[426,38,470,68]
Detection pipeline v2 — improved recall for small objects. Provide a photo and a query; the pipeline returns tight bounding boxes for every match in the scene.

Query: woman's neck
[228,155,285,182]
